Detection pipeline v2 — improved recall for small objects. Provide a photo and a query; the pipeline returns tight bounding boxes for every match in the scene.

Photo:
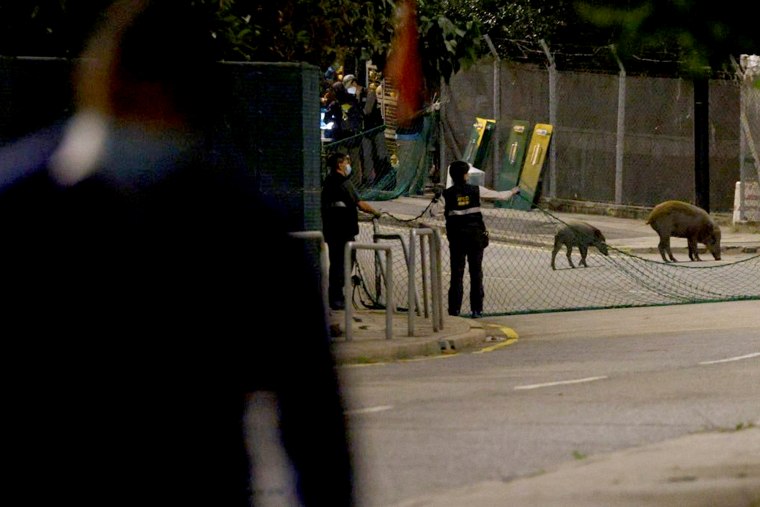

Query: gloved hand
[512,186,521,195]
[432,183,444,201]
[373,210,383,219]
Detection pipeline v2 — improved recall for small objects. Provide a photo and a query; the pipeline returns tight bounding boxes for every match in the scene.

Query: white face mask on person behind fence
[347,87,357,95]
[344,164,353,176]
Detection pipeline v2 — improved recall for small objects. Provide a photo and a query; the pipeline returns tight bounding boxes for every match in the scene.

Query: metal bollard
[344,242,393,341]
[408,227,443,336]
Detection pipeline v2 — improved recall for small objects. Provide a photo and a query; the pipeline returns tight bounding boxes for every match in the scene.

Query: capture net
[348,193,760,317]
[321,113,437,200]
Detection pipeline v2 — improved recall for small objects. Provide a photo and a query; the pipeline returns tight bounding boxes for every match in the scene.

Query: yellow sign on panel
[515,123,553,211]
[462,117,496,169]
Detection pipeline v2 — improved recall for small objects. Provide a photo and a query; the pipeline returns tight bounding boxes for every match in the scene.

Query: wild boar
[645,200,721,262]
[551,220,609,270]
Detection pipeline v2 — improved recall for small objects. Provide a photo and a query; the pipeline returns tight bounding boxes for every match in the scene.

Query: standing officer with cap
[436,160,520,318]
[322,152,382,311]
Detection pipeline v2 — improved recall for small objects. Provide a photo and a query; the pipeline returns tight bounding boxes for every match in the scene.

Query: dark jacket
[321,171,360,242]
[362,89,384,130]
[325,83,362,143]
[0,120,354,507]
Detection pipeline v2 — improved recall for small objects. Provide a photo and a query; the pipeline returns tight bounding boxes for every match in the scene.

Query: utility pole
[693,70,710,212]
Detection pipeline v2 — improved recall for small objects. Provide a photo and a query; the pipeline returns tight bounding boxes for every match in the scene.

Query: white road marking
[698,352,760,365]
[346,405,393,415]
[514,376,608,391]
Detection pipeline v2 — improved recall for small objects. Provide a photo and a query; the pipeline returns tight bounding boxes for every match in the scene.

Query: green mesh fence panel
[346,194,760,316]
[322,115,435,201]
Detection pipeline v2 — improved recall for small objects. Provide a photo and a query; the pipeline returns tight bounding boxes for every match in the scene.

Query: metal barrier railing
[372,231,421,314]
[344,242,394,341]
[408,227,444,336]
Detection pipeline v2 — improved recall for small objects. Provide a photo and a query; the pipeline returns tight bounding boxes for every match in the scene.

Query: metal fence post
[408,227,442,336]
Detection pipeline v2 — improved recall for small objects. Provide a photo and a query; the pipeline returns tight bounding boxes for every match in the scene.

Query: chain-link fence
[441,59,744,212]
[320,57,760,316]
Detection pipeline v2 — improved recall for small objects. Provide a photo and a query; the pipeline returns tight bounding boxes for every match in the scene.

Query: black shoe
[448,310,459,317]
[471,312,483,319]
[330,301,346,311]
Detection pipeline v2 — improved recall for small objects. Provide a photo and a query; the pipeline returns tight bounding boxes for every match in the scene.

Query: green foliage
[574,0,760,76]
[417,0,483,86]
[0,1,482,96]
[4,0,756,84]
[204,0,396,71]
[449,0,572,44]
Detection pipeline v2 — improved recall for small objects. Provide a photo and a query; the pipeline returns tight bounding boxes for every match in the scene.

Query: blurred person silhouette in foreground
[0,1,355,505]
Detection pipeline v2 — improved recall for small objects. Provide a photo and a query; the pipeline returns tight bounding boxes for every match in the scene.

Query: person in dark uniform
[439,160,520,318]
[321,152,382,311]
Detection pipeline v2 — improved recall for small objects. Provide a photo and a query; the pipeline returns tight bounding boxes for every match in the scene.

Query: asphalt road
[339,301,760,506]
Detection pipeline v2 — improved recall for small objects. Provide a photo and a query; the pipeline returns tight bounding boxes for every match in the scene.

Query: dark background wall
[0,57,323,232]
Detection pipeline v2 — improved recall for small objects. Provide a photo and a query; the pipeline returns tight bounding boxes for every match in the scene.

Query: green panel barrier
[495,120,530,209]
[513,123,553,211]
[462,117,495,169]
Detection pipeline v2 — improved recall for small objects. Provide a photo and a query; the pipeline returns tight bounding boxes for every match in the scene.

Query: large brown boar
[645,200,721,262]
[551,220,609,270]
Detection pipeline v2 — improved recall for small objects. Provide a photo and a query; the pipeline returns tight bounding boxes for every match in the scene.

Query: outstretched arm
[479,186,520,201]
[358,200,382,218]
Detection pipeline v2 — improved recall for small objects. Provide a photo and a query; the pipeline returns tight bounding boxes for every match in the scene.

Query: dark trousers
[327,238,354,307]
[448,239,484,315]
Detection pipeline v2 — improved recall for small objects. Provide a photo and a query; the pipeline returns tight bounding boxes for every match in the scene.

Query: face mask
[347,87,357,95]
[344,164,353,176]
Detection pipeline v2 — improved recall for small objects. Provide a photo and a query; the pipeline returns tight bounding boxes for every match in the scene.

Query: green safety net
[322,115,436,200]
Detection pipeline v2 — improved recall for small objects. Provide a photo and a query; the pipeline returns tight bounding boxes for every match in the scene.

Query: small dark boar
[645,200,721,262]
[551,220,609,270]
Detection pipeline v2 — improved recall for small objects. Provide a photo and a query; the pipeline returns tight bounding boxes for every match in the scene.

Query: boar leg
[565,243,576,268]
[657,234,677,262]
[551,239,561,270]
[579,245,589,267]
[687,237,701,261]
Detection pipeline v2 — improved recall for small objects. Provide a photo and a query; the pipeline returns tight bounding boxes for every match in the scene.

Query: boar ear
[594,229,604,239]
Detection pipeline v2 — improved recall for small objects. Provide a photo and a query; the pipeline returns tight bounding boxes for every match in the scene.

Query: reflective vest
[443,183,485,237]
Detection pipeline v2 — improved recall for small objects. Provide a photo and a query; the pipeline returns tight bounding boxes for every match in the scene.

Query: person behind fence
[322,152,383,311]
[0,1,355,506]
[325,79,364,185]
[355,79,392,188]
[434,160,520,318]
